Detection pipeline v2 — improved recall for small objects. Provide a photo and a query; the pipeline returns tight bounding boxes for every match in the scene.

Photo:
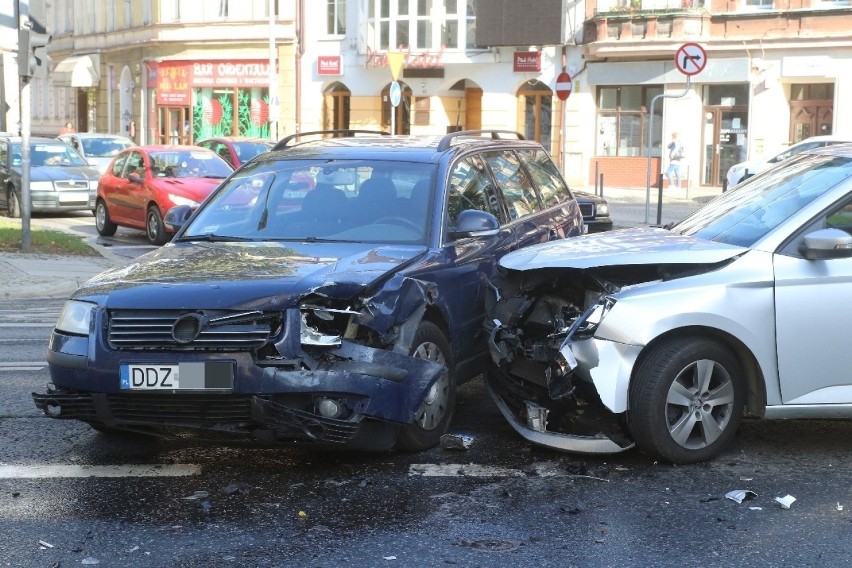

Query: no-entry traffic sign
[675,42,707,76]
[555,71,573,101]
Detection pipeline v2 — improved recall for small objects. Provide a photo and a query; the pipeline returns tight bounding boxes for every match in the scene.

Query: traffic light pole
[18,0,32,251]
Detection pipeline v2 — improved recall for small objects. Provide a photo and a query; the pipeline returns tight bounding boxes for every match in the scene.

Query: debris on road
[440,433,474,450]
[37,540,53,549]
[725,489,757,504]
[775,495,796,509]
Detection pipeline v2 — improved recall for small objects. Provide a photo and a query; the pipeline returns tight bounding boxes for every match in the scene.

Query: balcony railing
[595,0,705,14]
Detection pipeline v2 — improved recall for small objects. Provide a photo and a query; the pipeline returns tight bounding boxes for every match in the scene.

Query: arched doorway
[517,80,553,152]
[448,79,482,132]
[323,82,351,132]
[382,82,412,135]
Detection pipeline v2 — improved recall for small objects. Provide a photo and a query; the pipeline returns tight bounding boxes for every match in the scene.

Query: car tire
[95,200,118,236]
[146,205,169,245]
[7,189,21,219]
[395,321,456,451]
[627,337,744,464]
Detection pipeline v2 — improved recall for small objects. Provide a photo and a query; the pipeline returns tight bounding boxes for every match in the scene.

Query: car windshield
[81,137,133,157]
[20,143,88,167]
[149,150,233,179]
[232,141,272,162]
[674,153,852,247]
[181,159,435,245]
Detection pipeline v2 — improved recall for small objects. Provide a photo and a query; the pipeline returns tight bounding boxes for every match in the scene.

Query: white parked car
[57,133,136,174]
[486,143,852,463]
[725,135,849,189]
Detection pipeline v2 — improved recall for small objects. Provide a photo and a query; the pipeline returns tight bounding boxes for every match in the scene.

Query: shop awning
[52,54,100,88]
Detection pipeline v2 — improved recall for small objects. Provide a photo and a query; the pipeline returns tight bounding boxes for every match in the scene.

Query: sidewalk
[0,183,724,301]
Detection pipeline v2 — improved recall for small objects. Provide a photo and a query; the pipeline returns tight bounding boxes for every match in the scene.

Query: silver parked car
[57,133,136,175]
[0,136,100,217]
[485,143,852,463]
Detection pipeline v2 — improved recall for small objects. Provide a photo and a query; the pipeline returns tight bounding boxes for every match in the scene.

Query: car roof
[259,129,545,164]
[60,133,133,140]
[124,145,217,152]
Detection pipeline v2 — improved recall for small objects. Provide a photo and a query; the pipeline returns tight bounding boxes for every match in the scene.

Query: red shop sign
[317,55,342,76]
[513,51,542,73]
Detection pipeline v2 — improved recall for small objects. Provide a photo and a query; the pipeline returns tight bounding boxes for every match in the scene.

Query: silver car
[486,144,852,463]
[57,133,136,175]
[0,137,101,217]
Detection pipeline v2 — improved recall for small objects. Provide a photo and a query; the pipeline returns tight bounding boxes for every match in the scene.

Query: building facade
[3,0,850,189]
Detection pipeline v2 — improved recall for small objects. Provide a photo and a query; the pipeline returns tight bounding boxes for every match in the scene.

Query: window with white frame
[327,0,346,35]
[743,0,773,8]
[365,0,478,51]
[219,0,229,17]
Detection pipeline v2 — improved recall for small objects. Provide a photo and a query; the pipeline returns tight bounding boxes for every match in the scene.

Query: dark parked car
[196,137,273,169]
[0,136,100,217]
[94,145,234,245]
[34,129,585,452]
[573,190,612,232]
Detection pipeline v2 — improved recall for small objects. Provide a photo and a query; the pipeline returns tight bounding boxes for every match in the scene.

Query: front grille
[108,393,252,423]
[108,309,276,350]
[579,202,595,218]
[55,180,90,190]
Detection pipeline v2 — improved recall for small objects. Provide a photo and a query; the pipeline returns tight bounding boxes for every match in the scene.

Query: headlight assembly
[55,300,95,335]
[571,296,616,338]
[170,195,200,208]
[596,203,609,216]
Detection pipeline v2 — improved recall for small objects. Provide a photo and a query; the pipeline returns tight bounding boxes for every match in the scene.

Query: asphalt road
[2,298,851,567]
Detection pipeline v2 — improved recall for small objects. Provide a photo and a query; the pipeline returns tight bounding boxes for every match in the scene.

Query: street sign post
[555,71,572,101]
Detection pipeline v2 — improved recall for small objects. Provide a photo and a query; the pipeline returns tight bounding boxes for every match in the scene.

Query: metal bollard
[657,173,664,226]
[599,173,604,198]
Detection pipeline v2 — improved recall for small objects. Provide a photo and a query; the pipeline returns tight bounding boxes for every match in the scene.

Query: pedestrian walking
[666,131,685,190]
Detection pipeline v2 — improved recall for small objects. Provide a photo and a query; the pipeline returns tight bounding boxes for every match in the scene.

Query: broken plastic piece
[440,433,474,450]
[837,502,844,512]
[38,540,53,549]
[725,489,757,504]
[775,495,796,509]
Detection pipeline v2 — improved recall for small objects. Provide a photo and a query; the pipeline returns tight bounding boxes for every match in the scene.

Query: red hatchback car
[95,145,233,245]
[196,137,272,169]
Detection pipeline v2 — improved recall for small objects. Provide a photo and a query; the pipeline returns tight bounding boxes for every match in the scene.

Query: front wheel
[95,200,117,236]
[146,205,169,245]
[396,321,456,451]
[7,189,21,218]
[627,337,744,464]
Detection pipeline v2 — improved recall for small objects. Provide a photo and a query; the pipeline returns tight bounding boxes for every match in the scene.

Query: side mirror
[128,172,143,184]
[799,228,852,260]
[448,209,500,239]
[164,205,194,232]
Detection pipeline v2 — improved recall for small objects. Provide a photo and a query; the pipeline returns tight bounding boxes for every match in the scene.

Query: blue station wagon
[34,129,585,451]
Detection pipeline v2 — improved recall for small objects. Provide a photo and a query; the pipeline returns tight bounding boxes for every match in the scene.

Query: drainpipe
[268,0,277,141]
[295,0,303,135]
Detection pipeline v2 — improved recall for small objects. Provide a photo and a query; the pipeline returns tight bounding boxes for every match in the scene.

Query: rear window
[518,148,572,208]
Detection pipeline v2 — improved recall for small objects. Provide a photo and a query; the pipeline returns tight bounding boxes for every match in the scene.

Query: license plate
[58,191,88,203]
[120,362,234,391]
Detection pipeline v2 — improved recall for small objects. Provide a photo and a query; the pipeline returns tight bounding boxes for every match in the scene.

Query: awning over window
[52,54,100,88]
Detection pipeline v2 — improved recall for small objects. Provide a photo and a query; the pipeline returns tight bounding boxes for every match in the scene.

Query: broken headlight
[569,295,616,339]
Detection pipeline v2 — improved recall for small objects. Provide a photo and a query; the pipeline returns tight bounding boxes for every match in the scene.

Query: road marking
[0,362,46,371]
[409,463,612,481]
[0,464,201,479]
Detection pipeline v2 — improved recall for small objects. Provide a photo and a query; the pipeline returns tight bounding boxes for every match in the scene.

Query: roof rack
[272,129,390,151]
[437,130,525,152]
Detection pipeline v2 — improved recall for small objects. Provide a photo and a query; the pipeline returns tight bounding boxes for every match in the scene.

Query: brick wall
[589,156,662,187]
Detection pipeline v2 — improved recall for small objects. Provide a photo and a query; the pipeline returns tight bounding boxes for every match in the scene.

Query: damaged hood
[73,241,428,308]
[498,227,746,271]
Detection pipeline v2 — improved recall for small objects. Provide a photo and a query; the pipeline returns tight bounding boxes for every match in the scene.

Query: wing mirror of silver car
[800,228,852,260]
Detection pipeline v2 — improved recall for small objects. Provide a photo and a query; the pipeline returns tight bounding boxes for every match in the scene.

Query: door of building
[702,107,748,187]
[789,83,834,142]
[158,107,190,144]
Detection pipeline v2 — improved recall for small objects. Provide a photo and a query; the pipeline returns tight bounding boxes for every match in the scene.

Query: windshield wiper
[178,233,256,242]
[204,175,228,179]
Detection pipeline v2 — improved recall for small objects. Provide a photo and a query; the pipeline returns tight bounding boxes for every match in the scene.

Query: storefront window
[596,85,662,157]
[192,87,270,140]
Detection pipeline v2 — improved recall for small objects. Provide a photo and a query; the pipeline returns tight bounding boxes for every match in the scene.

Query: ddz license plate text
[120,362,234,391]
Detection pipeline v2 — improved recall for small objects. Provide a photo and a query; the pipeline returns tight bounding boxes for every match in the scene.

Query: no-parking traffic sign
[674,42,707,76]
